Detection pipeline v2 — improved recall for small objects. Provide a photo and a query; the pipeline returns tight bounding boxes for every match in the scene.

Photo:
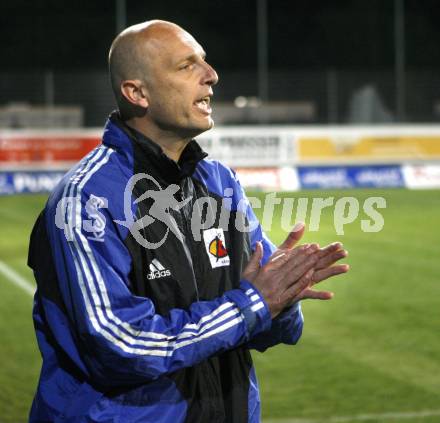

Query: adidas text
[147,269,171,280]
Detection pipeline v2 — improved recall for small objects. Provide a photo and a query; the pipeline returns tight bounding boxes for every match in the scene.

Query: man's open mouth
[194,96,212,115]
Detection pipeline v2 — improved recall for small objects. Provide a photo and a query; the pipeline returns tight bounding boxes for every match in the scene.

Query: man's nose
[202,62,219,86]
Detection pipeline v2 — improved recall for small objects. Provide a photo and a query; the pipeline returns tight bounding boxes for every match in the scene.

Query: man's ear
[120,80,149,108]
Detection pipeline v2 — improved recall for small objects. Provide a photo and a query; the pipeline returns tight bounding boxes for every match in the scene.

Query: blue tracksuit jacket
[28,112,304,422]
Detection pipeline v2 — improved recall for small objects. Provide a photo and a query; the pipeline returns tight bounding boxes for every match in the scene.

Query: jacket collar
[105,111,208,183]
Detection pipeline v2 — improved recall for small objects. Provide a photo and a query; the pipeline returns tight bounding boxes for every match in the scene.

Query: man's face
[142,28,218,138]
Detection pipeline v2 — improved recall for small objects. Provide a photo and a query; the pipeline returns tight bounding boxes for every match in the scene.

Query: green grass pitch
[0,189,439,422]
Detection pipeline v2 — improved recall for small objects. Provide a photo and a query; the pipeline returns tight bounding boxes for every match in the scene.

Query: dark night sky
[2,0,440,71]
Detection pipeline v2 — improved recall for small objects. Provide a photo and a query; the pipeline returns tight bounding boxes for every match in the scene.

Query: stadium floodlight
[234,96,248,108]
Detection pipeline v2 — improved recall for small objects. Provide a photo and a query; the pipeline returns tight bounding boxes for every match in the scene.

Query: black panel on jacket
[113,114,254,423]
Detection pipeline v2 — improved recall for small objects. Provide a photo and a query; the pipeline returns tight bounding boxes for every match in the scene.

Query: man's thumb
[243,241,263,279]
[278,222,305,250]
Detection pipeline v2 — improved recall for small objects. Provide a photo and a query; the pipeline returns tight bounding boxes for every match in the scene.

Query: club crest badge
[203,228,230,269]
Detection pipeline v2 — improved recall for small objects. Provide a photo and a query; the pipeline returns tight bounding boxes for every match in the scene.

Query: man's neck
[125,117,190,162]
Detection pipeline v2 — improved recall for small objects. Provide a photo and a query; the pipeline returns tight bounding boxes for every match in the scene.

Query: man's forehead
[177,30,204,54]
[143,26,206,65]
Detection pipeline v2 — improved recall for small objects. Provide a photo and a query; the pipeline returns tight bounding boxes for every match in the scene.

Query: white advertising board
[235,166,299,191]
[402,164,440,189]
[196,127,296,167]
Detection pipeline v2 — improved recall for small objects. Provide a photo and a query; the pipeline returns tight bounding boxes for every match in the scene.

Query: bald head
[108,20,188,116]
[107,19,218,141]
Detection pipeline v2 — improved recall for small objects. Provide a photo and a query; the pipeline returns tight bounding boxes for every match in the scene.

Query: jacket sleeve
[44,182,272,387]
[229,170,304,351]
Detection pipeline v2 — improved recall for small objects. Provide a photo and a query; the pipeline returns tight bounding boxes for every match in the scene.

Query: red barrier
[0,134,101,163]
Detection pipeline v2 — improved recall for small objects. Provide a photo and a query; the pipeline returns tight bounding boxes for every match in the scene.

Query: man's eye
[180,64,193,71]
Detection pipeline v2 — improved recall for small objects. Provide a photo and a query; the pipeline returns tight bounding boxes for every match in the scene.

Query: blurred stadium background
[1,1,440,422]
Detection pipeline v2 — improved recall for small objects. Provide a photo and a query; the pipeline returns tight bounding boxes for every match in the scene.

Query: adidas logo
[147,259,171,280]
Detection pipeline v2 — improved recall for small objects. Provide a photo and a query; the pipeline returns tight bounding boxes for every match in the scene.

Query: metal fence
[1,68,440,127]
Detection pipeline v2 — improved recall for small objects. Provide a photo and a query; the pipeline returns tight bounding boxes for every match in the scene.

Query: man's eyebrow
[178,51,207,63]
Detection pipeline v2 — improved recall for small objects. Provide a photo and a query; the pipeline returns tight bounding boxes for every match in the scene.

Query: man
[28,20,348,422]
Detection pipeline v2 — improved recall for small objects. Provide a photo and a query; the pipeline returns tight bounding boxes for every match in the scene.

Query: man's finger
[277,222,305,250]
[298,288,334,301]
[316,242,343,259]
[284,243,319,273]
[279,268,314,303]
[312,264,349,284]
[315,249,348,270]
[265,242,314,272]
[278,250,320,294]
